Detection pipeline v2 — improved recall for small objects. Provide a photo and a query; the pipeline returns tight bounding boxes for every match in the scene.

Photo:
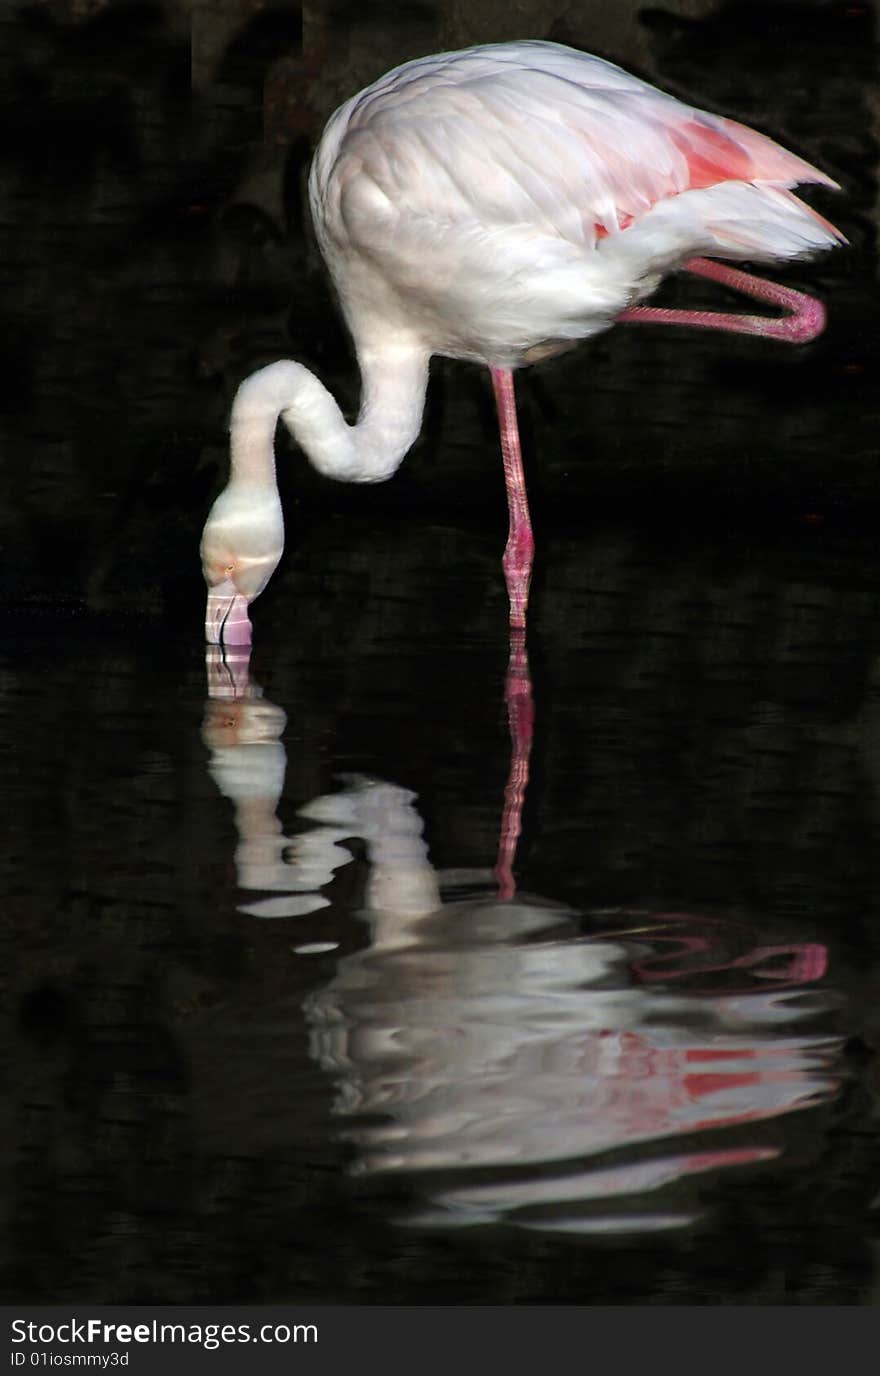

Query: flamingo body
[202,41,843,644]
[311,41,837,366]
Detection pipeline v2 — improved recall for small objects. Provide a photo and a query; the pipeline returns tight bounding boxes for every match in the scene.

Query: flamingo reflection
[202,642,839,1235]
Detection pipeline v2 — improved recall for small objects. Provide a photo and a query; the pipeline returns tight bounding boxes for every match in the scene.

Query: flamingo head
[200,482,284,646]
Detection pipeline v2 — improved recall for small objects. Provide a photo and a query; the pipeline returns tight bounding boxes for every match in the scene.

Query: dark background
[0,0,876,622]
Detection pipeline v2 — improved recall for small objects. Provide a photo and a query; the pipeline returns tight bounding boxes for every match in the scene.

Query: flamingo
[201,40,844,646]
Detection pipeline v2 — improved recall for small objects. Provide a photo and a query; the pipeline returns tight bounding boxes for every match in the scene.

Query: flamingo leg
[490,365,535,629]
[494,629,534,901]
[617,256,827,343]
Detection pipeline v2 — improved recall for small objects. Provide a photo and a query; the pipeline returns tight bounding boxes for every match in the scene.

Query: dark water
[5,520,880,1304]
[2,0,879,1307]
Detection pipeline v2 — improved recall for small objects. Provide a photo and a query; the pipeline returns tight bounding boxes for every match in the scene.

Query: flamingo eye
[225,563,234,573]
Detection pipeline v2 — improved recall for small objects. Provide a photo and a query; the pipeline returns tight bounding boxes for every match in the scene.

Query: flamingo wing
[316,41,837,254]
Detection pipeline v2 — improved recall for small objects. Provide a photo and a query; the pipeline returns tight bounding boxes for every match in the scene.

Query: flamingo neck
[228,344,429,490]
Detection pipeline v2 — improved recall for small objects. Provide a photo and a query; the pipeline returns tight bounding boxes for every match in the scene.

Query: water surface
[5,521,879,1304]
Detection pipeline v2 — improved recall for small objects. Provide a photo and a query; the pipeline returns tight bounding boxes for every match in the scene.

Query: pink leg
[633,930,828,991]
[494,629,534,901]
[617,256,827,343]
[490,366,535,630]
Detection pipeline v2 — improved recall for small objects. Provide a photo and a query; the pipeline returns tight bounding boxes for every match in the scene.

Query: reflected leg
[495,629,534,901]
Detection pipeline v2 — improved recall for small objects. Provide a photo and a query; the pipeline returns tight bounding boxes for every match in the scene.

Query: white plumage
[202,41,843,645]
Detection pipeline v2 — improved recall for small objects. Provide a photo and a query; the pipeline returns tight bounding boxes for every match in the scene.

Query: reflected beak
[205,577,252,647]
[205,643,252,698]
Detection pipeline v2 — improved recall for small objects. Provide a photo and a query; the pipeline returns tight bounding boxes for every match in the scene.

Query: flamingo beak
[205,577,252,647]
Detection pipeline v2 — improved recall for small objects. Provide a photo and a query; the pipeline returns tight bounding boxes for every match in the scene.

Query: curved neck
[228,345,429,489]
